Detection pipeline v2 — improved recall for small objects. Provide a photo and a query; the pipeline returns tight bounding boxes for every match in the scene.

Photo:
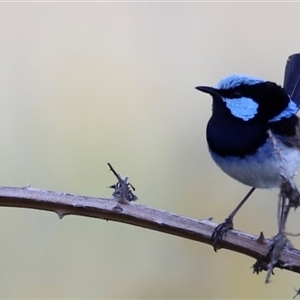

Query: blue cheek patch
[269,99,298,122]
[223,97,258,121]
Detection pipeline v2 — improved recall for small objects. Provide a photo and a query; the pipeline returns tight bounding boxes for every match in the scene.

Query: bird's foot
[211,217,233,252]
[252,232,291,282]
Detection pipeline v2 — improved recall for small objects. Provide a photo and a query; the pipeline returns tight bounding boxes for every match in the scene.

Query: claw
[211,217,233,251]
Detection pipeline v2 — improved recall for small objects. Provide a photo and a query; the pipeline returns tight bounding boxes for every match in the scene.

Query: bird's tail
[283,53,300,109]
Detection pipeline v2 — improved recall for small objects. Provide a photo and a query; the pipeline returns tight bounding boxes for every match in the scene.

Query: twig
[0,186,300,274]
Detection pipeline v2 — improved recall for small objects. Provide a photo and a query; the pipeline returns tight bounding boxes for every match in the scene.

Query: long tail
[283,53,300,109]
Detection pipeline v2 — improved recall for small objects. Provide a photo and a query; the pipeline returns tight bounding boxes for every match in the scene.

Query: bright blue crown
[216,74,265,89]
[215,74,298,122]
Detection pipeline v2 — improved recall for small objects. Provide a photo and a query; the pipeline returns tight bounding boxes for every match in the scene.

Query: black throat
[206,82,299,157]
[206,106,269,157]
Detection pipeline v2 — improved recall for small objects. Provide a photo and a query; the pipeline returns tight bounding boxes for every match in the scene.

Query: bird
[195,53,300,250]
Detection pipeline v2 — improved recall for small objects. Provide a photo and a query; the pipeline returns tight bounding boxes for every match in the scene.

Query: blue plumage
[216,74,265,89]
[195,54,300,250]
[195,53,300,189]
[223,97,258,121]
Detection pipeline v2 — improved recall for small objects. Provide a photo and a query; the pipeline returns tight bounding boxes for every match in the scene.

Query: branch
[1,185,300,275]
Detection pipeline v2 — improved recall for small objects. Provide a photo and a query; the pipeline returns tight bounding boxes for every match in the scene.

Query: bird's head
[196,74,297,123]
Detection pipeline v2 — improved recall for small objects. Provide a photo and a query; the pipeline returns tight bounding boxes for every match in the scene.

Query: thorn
[256,231,266,244]
[56,210,67,219]
[281,261,294,268]
[293,287,300,299]
[265,278,272,284]
[23,183,31,189]
[108,184,117,189]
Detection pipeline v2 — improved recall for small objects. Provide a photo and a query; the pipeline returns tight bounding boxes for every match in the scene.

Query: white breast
[210,138,300,188]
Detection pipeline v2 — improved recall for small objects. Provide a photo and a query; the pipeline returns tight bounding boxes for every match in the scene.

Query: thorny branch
[0,165,300,274]
[1,162,300,294]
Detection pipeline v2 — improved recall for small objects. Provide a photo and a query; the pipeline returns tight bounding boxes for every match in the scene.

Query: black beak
[195,86,220,98]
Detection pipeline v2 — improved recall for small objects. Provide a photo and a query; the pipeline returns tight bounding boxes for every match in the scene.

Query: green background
[1,2,300,298]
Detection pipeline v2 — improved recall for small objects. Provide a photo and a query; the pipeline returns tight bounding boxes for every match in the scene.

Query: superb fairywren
[195,53,300,250]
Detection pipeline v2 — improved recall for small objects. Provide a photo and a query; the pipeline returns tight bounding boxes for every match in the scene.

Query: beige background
[1,2,300,299]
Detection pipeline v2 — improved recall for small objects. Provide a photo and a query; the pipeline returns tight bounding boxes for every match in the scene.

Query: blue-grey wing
[284,53,300,108]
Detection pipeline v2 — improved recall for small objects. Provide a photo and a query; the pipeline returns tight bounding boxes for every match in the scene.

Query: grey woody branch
[0,185,300,275]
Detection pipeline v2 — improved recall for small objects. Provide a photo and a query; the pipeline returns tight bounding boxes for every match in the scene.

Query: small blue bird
[196,54,300,249]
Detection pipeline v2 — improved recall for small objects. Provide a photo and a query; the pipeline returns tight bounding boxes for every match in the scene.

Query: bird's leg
[211,187,256,251]
[252,178,300,282]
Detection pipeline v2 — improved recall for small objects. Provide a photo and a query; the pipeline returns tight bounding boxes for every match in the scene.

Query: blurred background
[1,1,300,298]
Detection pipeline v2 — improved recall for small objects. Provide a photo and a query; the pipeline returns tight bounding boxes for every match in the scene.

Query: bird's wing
[284,53,300,108]
[276,116,300,149]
